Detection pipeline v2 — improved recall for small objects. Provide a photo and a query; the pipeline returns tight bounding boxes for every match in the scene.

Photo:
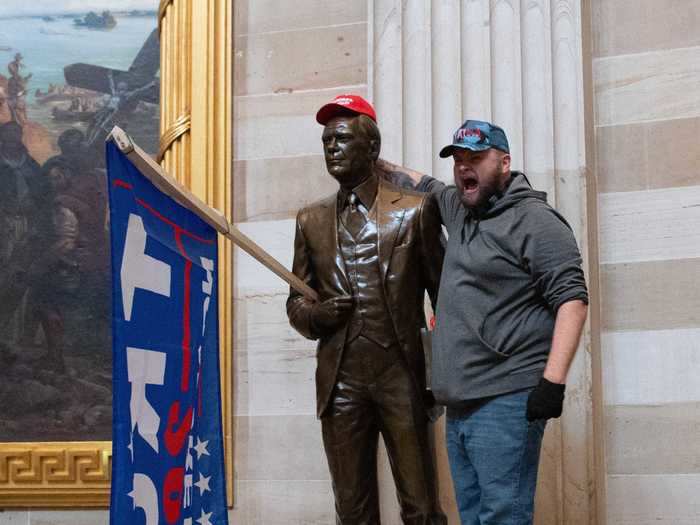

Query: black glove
[526,378,565,422]
[310,295,354,334]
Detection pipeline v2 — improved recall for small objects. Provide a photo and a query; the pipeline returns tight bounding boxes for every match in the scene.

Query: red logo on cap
[456,128,485,141]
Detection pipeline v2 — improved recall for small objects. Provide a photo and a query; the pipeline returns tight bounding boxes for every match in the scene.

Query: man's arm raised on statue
[374,158,424,188]
[375,159,446,195]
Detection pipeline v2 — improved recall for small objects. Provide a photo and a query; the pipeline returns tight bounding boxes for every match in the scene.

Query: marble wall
[592,0,700,523]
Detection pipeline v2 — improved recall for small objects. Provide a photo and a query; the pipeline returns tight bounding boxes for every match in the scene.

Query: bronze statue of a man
[287,94,446,524]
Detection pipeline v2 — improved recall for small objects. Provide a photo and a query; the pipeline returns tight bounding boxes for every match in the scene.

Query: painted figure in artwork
[0,120,47,354]
[6,53,31,125]
[0,5,159,442]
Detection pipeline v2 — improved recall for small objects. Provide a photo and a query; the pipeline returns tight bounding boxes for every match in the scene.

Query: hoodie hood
[470,171,547,219]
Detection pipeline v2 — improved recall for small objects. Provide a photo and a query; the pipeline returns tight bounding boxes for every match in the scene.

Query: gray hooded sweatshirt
[417,172,588,406]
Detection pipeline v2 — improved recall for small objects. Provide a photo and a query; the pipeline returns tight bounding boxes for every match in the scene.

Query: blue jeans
[445,389,546,525]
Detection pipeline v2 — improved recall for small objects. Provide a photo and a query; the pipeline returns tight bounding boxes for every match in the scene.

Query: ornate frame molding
[0,0,234,508]
[0,442,111,507]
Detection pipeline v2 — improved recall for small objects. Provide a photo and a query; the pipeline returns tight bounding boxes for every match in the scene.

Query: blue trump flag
[106,141,228,525]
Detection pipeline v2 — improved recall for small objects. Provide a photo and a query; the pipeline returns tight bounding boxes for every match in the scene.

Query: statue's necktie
[342,192,367,237]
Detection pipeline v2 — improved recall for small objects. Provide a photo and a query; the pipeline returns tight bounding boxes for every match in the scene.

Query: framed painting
[0,0,234,507]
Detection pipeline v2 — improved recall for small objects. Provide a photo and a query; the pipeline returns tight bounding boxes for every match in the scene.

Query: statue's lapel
[376,182,405,281]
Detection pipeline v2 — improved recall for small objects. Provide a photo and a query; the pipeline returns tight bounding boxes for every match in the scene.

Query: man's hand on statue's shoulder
[310,295,354,333]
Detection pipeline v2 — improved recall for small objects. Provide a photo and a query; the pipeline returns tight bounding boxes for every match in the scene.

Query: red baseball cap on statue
[316,94,377,125]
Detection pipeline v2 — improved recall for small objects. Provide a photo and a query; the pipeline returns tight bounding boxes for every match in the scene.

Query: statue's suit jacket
[287,178,444,418]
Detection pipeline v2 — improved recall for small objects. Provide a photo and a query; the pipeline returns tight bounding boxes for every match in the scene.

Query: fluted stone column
[371,0,403,163]
[402,1,432,173]
[461,0,492,121]
[369,1,600,523]
[491,0,525,170]
[430,0,462,182]
[521,0,555,197]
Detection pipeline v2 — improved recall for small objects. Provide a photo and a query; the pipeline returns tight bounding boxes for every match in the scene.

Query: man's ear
[501,153,511,173]
[369,139,380,161]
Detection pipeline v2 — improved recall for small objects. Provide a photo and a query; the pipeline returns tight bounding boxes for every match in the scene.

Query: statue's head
[316,95,381,190]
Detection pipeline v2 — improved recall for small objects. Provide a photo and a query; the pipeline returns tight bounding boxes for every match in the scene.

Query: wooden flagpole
[107,126,319,303]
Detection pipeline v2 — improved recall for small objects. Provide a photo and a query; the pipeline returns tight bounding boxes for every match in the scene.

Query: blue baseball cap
[438,120,510,158]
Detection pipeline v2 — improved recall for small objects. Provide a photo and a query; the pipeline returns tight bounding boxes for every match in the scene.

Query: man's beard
[459,165,504,210]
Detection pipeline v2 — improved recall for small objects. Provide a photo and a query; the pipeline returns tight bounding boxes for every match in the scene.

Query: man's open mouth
[462,177,478,193]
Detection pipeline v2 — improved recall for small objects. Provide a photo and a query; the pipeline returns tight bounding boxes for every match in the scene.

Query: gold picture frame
[0,0,234,508]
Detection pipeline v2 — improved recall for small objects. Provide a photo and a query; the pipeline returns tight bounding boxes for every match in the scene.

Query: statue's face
[321,116,373,189]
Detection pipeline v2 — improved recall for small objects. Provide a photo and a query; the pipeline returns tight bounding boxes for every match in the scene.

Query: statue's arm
[286,214,319,340]
[418,194,445,310]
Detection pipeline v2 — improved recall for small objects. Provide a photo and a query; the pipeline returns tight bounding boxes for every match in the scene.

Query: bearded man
[379,120,589,525]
